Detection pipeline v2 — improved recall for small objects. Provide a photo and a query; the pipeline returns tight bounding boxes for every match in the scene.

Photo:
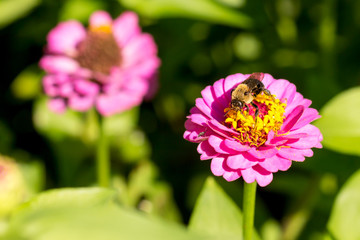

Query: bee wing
[248,72,264,81]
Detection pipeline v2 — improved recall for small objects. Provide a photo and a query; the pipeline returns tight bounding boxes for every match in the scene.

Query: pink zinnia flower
[40,11,160,116]
[184,73,323,187]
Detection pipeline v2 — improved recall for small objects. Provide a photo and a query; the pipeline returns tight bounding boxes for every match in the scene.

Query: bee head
[231,99,242,109]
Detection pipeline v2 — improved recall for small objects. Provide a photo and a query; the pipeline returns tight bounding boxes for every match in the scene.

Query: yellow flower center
[89,24,113,34]
[224,94,286,148]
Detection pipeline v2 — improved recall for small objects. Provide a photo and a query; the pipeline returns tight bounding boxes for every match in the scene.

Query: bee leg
[251,102,259,118]
[250,102,259,129]
[263,89,275,101]
[224,107,235,117]
[237,102,247,116]
[244,103,249,113]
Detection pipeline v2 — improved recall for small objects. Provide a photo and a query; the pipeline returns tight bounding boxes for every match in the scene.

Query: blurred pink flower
[40,11,160,116]
[184,73,323,187]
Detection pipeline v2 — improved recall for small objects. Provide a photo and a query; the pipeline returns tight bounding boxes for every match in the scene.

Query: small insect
[229,72,273,118]
[197,128,208,138]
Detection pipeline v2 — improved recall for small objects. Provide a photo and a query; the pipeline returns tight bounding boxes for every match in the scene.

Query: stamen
[224,94,286,148]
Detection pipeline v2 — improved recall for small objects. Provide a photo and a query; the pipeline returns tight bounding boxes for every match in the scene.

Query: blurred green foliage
[3,186,225,240]
[0,0,360,239]
[0,0,40,29]
[316,87,360,157]
[328,169,360,240]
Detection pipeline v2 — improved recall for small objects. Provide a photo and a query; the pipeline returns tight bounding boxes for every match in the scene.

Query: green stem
[243,181,257,240]
[96,114,110,187]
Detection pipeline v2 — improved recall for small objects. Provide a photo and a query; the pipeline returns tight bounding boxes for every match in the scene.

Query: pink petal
[73,79,99,96]
[207,119,237,138]
[281,83,296,104]
[113,11,141,46]
[184,120,214,143]
[280,81,296,103]
[58,82,74,97]
[223,139,250,152]
[278,148,313,162]
[259,155,292,172]
[261,73,276,88]
[52,74,70,84]
[226,154,257,169]
[277,148,306,162]
[300,148,314,157]
[253,165,273,187]
[96,92,142,116]
[43,75,59,96]
[201,85,215,108]
[291,108,321,131]
[223,170,241,181]
[39,56,79,74]
[210,157,225,176]
[193,101,209,117]
[195,98,223,121]
[205,135,246,155]
[201,86,227,117]
[285,92,312,116]
[89,11,113,28]
[197,140,218,160]
[143,72,159,100]
[241,168,256,184]
[208,135,228,154]
[190,112,209,126]
[285,126,322,149]
[122,76,149,97]
[276,157,292,171]
[241,166,273,187]
[212,78,228,108]
[68,94,94,111]
[267,79,294,102]
[281,105,305,133]
[270,133,308,146]
[248,146,277,159]
[124,57,160,79]
[184,119,204,142]
[46,20,86,56]
[121,34,158,69]
[48,98,66,113]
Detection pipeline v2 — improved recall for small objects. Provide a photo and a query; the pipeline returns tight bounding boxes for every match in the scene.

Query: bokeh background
[1,0,360,239]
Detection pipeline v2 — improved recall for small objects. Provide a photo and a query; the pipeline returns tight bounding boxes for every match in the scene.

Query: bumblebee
[229,72,272,117]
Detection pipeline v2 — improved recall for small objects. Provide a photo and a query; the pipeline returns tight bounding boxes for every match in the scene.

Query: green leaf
[127,161,157,206]
[14,187,116,214]
[315,87,360,156]
[33,97,84,140]
[4,188,216,240]
[328,169,360,240]
[189,177,243,238]
[0,0,40,28]
[60,0,105,22]
[261,219,282,240]
[18,160,45,196]
[119,0,252,28]
[11,66,42,100]
[105,107,139,137]
[125,161,182,222]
